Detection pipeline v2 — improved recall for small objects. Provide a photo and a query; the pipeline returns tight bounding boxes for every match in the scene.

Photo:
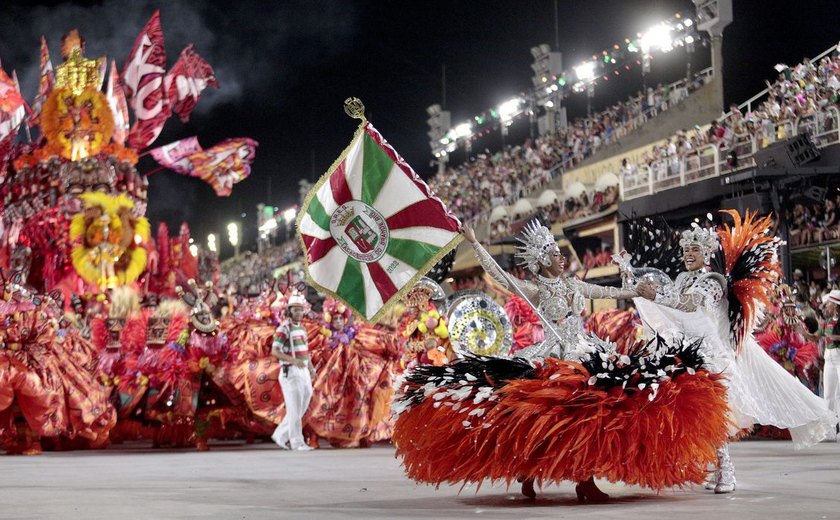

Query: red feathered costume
[393,337,731,493]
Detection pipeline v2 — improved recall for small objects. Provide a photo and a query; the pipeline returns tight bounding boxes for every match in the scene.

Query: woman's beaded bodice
[471,241,636,359]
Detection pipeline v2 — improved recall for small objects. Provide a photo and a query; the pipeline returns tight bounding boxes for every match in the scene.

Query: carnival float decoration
[0,11,257,298]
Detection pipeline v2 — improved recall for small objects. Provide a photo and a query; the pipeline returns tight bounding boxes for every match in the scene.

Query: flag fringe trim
[296,119,463,324]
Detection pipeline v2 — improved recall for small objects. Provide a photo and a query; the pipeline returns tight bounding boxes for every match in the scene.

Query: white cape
[635,298,837,448]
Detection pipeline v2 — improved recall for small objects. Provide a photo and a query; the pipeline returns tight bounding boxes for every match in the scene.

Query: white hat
[827,290,840,306]
[287,291,308,308]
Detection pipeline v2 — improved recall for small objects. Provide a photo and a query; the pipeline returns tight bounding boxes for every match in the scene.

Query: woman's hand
[462,224,478,244]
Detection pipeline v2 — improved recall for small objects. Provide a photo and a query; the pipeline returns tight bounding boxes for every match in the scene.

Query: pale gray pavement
[0,440,838,519]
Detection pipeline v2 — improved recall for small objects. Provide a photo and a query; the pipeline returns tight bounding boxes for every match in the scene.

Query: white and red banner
[106,60,130,146]
[0,68,26,144]
[165,45,219,123]
[123,10,169,149]
[150,137,257,197]
[29,36,55,126]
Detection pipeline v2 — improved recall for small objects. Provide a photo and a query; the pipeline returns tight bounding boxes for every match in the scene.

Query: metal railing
[620,106,840,200]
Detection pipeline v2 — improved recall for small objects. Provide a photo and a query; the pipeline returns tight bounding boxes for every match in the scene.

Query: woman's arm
[572,279,638,300]
[464,226,538,302]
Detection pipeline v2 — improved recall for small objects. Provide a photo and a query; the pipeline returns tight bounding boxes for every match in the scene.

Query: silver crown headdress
[679,223,719,263]
[515,220,556,274]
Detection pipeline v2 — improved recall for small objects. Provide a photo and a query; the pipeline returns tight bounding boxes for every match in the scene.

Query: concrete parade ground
[1,440,838,520]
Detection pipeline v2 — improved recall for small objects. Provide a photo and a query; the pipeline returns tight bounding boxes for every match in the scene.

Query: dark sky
[1,0,837,258]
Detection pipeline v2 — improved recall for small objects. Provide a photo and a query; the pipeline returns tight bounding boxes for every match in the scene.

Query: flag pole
[491,261,565,345]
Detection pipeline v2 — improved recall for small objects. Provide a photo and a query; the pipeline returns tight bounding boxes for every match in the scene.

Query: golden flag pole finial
[343,97,366,121]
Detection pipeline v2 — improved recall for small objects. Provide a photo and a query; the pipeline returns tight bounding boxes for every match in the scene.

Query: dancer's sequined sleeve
[470,241,538,301]
[572,280,637,300]
[655,273,723,312]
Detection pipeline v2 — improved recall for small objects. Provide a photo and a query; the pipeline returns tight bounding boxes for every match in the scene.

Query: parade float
[0,12,259,452]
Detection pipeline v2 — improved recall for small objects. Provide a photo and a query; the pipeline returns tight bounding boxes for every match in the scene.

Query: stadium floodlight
[259,218,278,233]
[641,23,673,54]
[574,62,596,82]
[227,222,240,248]
[207,233,217,253]
[498,97,522,123]
[453,122,472,139]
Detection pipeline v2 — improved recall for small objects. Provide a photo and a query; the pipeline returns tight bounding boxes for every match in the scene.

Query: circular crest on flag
[329,200,389,263]
[447,294,513,357]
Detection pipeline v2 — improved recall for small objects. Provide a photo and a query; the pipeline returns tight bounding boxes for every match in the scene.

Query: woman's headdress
[515,220,556,274]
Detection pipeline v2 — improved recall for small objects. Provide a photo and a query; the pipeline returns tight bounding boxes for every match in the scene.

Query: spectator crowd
[623,51,840,184]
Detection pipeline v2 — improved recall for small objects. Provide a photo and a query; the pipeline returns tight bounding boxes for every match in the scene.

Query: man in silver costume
[636,223,837,494]
[635,224,736,494]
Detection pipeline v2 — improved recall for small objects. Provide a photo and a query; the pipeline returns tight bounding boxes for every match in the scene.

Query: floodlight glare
[641,23,673,54]
[574,62,596,82]
[497,97,522,122]
[453,122,472,139]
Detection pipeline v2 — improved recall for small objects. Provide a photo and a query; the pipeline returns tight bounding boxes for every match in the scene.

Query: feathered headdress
[515,220,556,274]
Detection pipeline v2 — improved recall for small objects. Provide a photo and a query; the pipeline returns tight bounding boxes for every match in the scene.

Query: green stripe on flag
[385,238,438,270]
[306,194,332,231]
[336,258,366,315]
[361,135,394,205]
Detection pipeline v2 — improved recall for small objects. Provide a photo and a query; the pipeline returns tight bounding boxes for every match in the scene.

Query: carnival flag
[29,36,55,126]
[164,45,219,123]
[298,101,461,323]
[106,60,130,145]
[149,137,257,196]
[150,136,202,175]
[122,10,169,149]
[0,68,25,143]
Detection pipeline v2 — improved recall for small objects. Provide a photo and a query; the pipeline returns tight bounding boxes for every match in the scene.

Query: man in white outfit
[271,292,316,451]
[820,290,840,415]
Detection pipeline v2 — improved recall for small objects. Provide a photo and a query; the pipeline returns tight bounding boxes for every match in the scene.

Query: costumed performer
[0,273,115,454]
[754,284,819,391]
[306,298,400,447]
[392,221,731,502]
[631,211,838,494]
[818,290,840,414]
[270,291,315,451]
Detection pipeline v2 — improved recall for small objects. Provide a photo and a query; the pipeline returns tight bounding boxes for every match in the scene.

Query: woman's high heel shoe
[520,477,536,498]
[575,477,609,503]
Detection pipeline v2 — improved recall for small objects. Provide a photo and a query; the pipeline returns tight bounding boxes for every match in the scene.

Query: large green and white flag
[298,110,461,323]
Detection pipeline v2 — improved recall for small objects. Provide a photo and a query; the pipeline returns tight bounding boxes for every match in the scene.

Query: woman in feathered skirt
[392,221,731,502]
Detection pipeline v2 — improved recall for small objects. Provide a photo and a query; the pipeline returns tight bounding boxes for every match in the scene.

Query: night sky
[0,0,837,257]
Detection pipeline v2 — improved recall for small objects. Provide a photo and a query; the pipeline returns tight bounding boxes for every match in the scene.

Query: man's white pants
[272,365,313,449]
[824,349,840,413]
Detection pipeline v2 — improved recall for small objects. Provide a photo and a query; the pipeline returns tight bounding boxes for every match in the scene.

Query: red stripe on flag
[301,233,316,251]
[365,260,399,304]
[305,235,338,264]
[329,161,353,205]
[386,199,460,232]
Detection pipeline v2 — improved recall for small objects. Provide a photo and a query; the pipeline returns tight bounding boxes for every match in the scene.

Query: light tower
[692,0,732,111]
[530,44,563,135]
[426,104,451,175]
